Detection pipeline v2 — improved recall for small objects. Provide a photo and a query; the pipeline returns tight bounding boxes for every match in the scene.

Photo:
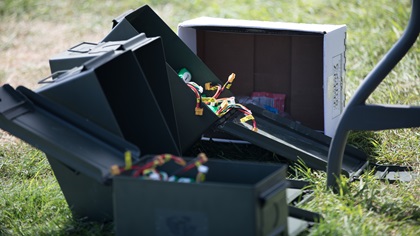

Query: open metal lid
[0,84,140,184]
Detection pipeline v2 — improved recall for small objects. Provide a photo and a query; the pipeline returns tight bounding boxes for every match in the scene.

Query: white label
[331,54,343,118]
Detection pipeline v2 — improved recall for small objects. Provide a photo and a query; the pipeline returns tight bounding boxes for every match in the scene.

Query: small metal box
[113,158,289,236]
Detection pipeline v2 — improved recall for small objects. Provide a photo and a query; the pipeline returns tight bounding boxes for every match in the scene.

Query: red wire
[187,84,200,97]
[252,119,257,130]
[237,109,257,131]
[176,154,208,174]
[212,84,222,99]
[187,84,201,108]
[130,154,187,177]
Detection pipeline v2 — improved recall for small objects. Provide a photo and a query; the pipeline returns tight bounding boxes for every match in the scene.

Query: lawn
[0,0,419,235]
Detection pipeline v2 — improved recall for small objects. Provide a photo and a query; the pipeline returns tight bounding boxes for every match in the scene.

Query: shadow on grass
[186,138,291,164]
[187,130,383,167]
[347,130,382,162]
[39,218,114,236]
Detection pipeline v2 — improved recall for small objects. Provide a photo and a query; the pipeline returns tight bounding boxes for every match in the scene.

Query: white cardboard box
[178,17,346,137]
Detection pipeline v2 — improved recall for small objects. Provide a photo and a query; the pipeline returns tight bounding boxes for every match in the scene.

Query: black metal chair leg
[327,0,420,191]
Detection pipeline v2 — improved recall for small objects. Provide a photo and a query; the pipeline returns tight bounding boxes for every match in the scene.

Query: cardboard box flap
[178,17,346,34]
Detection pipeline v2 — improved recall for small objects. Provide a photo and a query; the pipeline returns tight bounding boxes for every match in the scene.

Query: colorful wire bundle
[183,71,257,132]
[176,153,208,174]
[111,153,186,178]
[186,82,204,115]
[110,153,210,183]
[169,153,209,182]
[210,83,223,99]
[205,73,236,99]
[215,102,258,131]
[131,154,186,177]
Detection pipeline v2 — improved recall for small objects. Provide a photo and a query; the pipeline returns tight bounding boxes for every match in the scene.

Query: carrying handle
[259,181,289,206]
[38,70,68,84]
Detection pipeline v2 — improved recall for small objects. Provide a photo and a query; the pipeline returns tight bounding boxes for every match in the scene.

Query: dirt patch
[0,18,108,89]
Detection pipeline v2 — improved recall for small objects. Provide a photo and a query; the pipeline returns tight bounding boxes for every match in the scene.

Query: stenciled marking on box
[329,53,344,118]
[155,209,208,236]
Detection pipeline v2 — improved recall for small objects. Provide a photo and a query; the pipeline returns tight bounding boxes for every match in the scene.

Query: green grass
[1,0,419,235]
[0,142,114,235]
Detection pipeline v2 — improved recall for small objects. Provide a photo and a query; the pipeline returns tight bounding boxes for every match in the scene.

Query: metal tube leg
[326,124,350,191]
[326,0,419,192]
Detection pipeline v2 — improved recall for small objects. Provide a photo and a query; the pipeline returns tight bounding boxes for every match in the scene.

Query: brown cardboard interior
[196,29,324,131]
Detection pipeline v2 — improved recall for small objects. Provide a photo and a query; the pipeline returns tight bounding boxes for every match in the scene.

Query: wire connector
[202,97,216,104]
[205,82,212,90]
[110,165,121,176]
[124,151,132,170]
[240,114,255,123]
[226,73,236,89]
[217,100,229,115]
[195,107,204,116]
[197,153,208,163]
[196,165,209,183]
[228,73,236,83]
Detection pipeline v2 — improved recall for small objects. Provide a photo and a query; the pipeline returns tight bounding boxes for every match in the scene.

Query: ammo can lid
[0,84,140,184]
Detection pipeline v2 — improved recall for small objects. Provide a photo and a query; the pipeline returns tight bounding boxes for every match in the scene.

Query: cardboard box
[178,17,346,137]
